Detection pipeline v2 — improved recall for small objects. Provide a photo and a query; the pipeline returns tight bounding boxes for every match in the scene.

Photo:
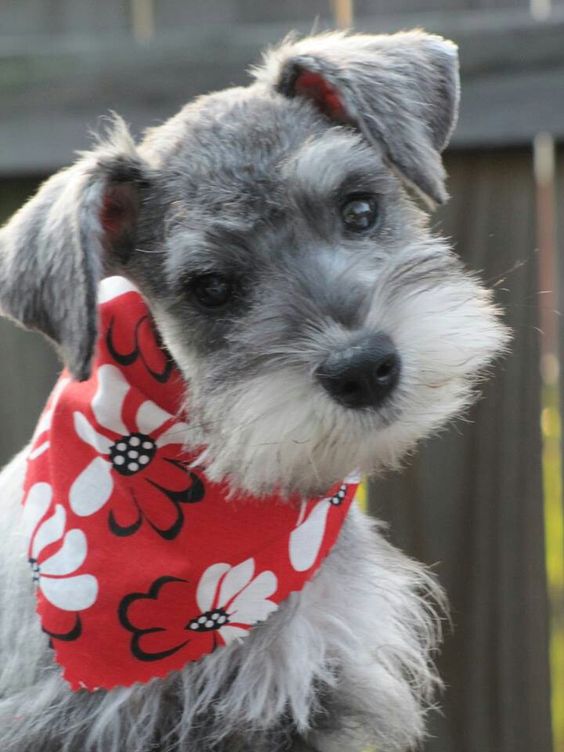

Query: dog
[0,30,508,752]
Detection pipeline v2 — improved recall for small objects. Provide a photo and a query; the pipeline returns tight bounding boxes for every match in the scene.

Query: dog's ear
[255,30,459,206]
[0,119,149,381]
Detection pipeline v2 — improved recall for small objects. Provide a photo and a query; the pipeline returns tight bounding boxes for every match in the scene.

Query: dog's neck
[21,276,359,691]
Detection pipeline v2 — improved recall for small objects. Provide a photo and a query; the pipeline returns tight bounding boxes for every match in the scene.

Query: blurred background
[1,1,563,750]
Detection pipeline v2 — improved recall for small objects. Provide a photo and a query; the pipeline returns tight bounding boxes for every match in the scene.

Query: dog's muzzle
[316,333,401,410]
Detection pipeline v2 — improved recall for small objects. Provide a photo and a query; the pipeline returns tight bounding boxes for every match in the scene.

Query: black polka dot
[186,608,230,632]
[109,433,156,475]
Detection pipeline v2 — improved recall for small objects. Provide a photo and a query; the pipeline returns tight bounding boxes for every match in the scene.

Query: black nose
[316,334,401,410]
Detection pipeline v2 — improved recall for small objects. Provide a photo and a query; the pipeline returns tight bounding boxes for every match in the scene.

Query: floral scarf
[22,276,359,691]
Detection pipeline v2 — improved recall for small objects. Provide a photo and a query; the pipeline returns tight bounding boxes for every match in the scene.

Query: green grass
[541,384,564,752]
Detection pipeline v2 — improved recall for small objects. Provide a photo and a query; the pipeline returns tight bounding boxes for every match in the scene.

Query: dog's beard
[183,290,506,497]
[188,372,469,498]
[163,244,509,497]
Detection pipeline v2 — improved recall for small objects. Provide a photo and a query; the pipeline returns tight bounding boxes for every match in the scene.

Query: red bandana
[22,277,359,691]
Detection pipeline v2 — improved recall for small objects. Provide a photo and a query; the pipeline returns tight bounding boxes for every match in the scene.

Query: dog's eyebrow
[164,225,255,289]
[285,130,396,200]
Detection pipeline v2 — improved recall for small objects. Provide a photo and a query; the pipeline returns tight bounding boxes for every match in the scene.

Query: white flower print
[22,482,98,611]
[119,559,278,662]
[189,558,278,644]
[97,275,139,304]
[69,364,190,520]
[289,473,359,572]
[28,376,72,461]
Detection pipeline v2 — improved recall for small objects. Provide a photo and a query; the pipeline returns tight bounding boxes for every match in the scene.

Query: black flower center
[328,484,348,506]
[109,433,156,475]
[186,608,230,632]
[29,557,41,583]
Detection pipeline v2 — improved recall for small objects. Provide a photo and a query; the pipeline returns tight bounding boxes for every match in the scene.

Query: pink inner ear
[294,70,348,122]
[100,184,136,241]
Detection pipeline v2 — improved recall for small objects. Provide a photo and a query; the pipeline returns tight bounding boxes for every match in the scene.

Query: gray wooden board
[1,10,564,174]
[0,0,536,38]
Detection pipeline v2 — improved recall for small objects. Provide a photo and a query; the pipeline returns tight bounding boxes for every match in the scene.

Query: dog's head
[0,31,508,495]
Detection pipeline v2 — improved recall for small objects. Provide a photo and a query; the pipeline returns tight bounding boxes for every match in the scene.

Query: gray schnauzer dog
[0,31,507,752]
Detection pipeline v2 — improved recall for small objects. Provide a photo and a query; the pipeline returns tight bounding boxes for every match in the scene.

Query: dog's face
[0,31,508,495]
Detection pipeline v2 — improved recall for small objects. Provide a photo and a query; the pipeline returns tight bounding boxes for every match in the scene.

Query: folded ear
[0,119,149,380]
[255,30,460,207]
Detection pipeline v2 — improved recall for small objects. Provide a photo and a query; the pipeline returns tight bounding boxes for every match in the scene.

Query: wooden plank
[155,0,237,28]
[0,0,130,37]
[0,29,256,175]
[2,0,530,38]
[369,150,552,752]
[1,11,564,174]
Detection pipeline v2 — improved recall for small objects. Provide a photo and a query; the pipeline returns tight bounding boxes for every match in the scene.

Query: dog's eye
[190,273,234,310]
[341,195,378,233]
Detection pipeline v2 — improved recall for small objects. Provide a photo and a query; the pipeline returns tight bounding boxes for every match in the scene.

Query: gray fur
[263,30,460,205]
[0,121,150,380]
[0,31,508,752]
